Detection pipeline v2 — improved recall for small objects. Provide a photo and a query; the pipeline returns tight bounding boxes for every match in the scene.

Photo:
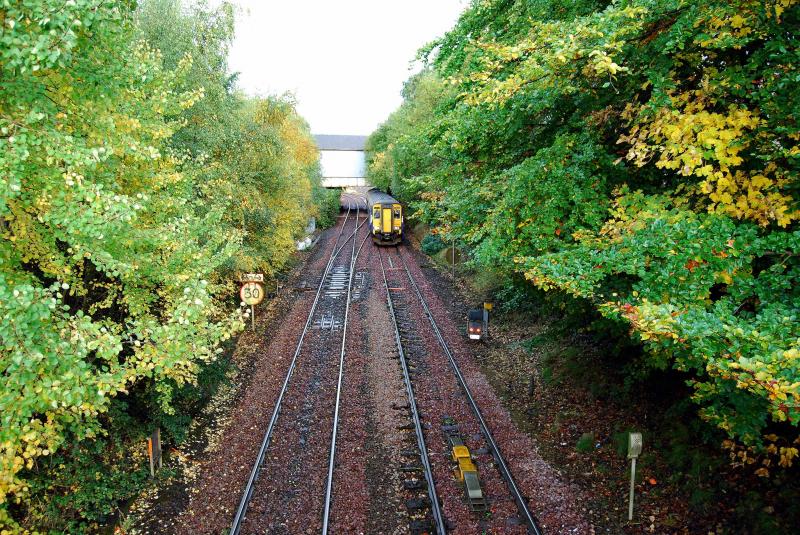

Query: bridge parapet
[315,134,369,188]
[323,176,369,188]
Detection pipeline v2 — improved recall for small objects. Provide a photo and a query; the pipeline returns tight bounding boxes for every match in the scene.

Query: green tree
[369,0,800,471]
[1,1,330,530]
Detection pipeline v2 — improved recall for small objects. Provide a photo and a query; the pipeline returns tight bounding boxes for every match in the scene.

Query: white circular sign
[240,282,264,305]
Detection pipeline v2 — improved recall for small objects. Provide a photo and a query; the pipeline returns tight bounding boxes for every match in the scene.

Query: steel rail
[229,202,357,535]
[398,250,543,535]
[376,247,447,535]
[321,204,371,534]
[331,200,369,259]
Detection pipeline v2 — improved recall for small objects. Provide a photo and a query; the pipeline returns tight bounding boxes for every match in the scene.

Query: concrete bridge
[314,134,369,188]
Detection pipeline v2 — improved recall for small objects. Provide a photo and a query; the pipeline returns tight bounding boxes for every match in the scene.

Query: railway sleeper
[409,519,434,535]
[441,424,460,436]
[405,497,429,510]
[399,464,423,472]
[403,478,425,491]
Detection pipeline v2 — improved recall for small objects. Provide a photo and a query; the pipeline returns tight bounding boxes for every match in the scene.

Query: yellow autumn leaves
[699,0,799,48]
[621,89,798,227]
[460,0,799,229]
[725,434,800,478]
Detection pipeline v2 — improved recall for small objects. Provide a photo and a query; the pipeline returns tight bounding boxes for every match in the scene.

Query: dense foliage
[368,0,799,471]
[0,1,333,530]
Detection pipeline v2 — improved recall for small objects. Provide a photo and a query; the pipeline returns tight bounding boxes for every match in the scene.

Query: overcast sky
[227,0,467,136]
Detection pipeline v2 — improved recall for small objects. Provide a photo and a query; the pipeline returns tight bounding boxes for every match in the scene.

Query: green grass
[576,432,595,453]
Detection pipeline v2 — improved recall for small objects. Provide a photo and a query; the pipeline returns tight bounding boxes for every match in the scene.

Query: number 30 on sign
[240,282,264,305]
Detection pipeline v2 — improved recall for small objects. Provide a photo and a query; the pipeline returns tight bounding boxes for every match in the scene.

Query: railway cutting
[220,192,552,534]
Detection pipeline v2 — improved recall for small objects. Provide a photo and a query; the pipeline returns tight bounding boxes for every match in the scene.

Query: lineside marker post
[628,432,643,521]
[483,302,492,339]
[451,237,456,308]
[147,428,161,478]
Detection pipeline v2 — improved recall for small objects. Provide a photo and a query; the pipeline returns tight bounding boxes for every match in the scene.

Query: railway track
[229,193,541,533]
[322,203,371,534]
[229,196,368,535]
[380,245,543,535]
[379,249,447,535]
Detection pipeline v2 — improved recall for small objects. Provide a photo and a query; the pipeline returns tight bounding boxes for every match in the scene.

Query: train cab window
[393,208,401,218]
[373,208,380,219]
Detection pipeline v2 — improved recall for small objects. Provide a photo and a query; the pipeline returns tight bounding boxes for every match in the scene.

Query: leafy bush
[314,186,342,229]
[23,417,150,532]
[420,233,447,255]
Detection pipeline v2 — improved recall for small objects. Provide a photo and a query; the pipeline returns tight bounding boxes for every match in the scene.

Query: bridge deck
[316,135,369,188]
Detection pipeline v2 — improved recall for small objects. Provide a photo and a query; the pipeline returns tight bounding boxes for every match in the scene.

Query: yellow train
[366,188,403,245]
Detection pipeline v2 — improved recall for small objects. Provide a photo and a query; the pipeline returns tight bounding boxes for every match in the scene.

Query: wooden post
[148,428,162,477]
[251,304,255,331]
[147,438,154,477]
[156,428,162,470]
[452,237,455,307]
[628,457,637,521]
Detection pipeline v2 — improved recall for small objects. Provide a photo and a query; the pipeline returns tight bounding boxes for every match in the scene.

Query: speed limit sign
[240,282,264,331]
[240,282,264,305]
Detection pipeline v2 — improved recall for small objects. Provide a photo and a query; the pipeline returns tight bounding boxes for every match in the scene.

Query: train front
[369,193,403,245]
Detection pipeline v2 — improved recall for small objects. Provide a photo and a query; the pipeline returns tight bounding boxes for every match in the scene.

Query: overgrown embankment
[367,0,799,531]
[0,1,338,531]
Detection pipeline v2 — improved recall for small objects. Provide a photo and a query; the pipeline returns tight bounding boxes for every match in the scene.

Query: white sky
[227,0,467,136]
